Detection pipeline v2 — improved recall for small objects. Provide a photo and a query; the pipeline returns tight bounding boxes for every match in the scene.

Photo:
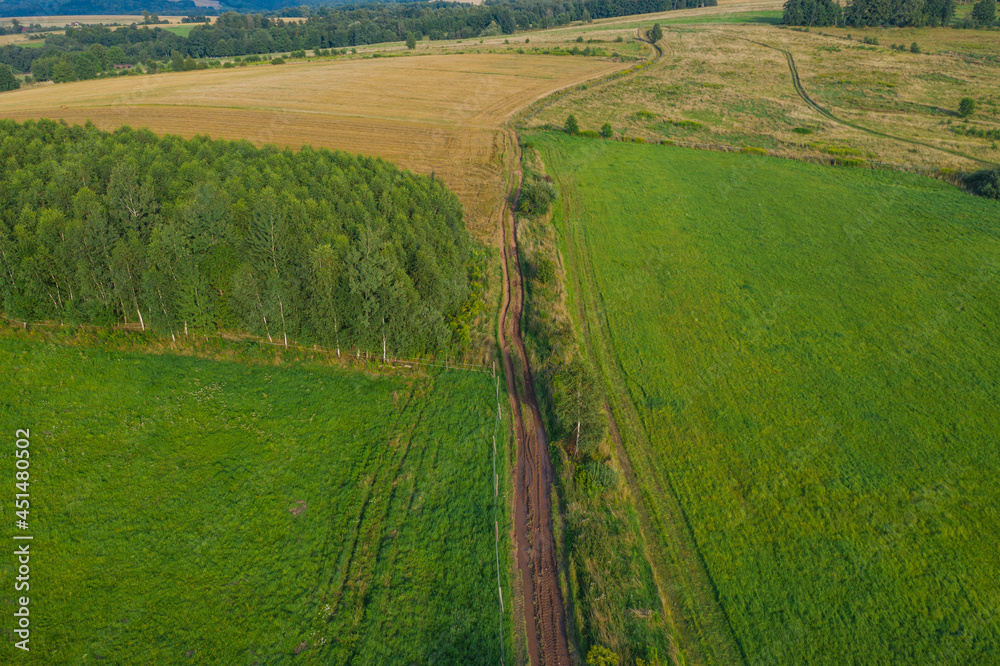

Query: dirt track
[498,131,571,666]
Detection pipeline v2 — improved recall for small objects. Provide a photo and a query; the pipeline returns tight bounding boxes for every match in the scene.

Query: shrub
[910,42,921,53]
[964,167,1000,199]
[959,97,977,118]
[601,122,614,138]
[587,645,621,666]
[517,173,556,217]
[271,58,285,65]
[743,146,769,156]
[793,127,815,134]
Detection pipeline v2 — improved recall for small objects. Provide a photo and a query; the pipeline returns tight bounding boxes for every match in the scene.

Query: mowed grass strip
[535,132,1000,664]
[0,334,511,664]
[0,54,622,240]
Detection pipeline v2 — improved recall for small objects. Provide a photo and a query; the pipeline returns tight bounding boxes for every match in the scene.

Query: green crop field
[0,332,511,664]
[533,132,1000,664]
[161,25,197,37]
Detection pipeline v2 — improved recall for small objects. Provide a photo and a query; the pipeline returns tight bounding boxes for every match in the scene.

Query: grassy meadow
[535,131,1000,664]
[529,22,1000,170]
[0,331,512,664]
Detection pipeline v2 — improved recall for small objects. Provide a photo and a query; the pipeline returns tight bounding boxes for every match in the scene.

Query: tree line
[1,0,715,76]
[0,119,477,356]
[783,0,957,26]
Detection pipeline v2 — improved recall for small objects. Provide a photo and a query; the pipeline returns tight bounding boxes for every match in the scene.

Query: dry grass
[0,33,37,46]
[0,53,622,240]
[529,22,1000,170]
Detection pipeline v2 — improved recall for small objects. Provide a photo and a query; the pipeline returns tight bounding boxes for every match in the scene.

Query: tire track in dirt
[741,37,995,168]
[498,130,571,665]
[498,31,662,665]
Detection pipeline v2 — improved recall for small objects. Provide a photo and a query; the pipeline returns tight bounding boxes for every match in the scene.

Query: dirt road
[497,131,571,666]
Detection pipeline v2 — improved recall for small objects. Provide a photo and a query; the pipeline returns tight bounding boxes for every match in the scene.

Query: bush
[910,41,921,53]
[271,58,286,65]
[959,97,976,118]
[742,146,769,156]
[601,122,614,138]
[964,167,1000,199]
[587,645,620,666]
[517,172,556,217]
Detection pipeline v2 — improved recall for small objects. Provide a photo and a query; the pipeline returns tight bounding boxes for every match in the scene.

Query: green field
[161,25,197,37]
[0,332,511,664]
[534,132,1000,664]
[654,11,781,25]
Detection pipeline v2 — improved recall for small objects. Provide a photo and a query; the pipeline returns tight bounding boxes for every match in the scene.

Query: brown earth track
[498,130,570,666]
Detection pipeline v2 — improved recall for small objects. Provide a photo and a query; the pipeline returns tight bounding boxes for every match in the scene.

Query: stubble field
[0,53,622,240]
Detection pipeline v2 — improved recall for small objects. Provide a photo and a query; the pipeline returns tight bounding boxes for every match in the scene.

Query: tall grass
[535,131,1000,664]
[0,332,512,664]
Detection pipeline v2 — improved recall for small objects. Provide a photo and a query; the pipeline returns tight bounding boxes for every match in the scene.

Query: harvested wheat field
[0,54,622,239]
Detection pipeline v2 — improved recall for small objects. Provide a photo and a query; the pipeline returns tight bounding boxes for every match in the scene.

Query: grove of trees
[784,0,955,26]
[0,119,477,355]
[0,64,20,91]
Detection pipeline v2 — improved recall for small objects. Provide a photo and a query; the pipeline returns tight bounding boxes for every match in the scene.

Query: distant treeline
[1,0,715,75]
[783,0,955,26]
[0,0,215,16]
[0,120,476,354]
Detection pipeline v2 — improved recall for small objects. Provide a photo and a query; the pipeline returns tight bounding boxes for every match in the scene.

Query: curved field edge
[532,131,1000,664]
[0,330,516,665]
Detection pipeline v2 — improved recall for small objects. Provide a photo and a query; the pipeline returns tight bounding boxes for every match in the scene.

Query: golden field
[0,54,623,239]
